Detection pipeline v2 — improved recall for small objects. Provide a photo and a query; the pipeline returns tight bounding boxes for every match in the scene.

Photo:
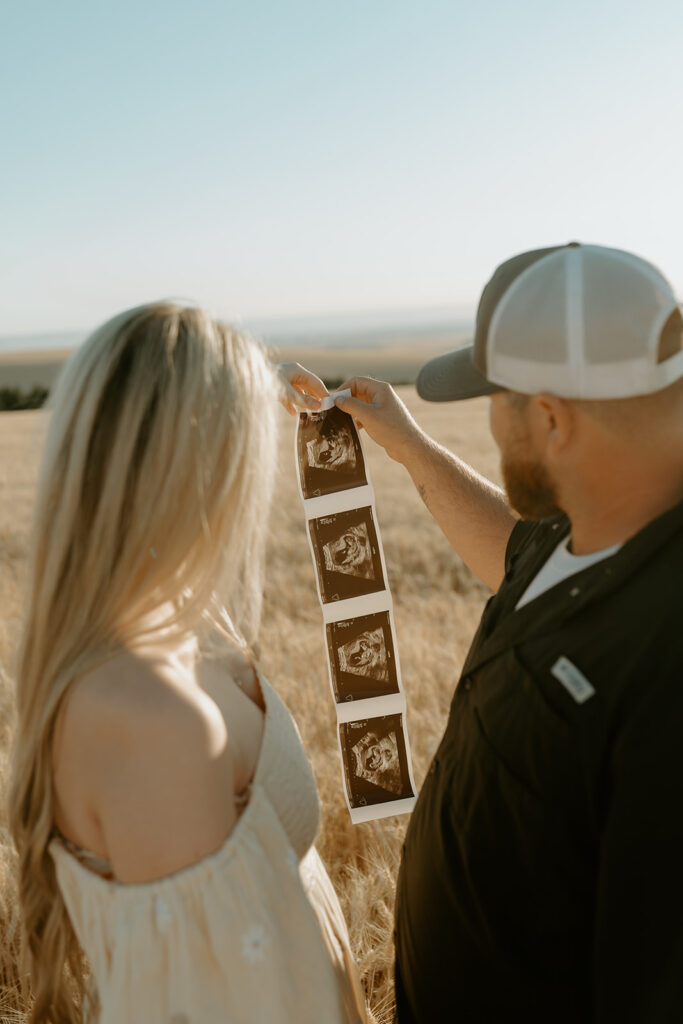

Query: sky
[2,0,683,335]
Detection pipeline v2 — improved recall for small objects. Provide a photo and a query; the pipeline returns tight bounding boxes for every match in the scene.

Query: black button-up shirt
[394,499,683,1023]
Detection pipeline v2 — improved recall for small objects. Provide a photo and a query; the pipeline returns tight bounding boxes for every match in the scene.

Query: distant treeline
[0,378,413,413]
[322,376,414,391]
[0,385,50,411]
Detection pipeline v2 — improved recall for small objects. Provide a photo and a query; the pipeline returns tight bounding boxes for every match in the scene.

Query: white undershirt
[515,533,623,610]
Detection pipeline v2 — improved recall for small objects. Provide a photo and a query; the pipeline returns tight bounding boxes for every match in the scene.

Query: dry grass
[0,386,501,1022]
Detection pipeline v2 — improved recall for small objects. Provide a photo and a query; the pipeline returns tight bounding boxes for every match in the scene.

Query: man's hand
[277,362,329,415]
[333,376,425,464]
[337,375,516,592]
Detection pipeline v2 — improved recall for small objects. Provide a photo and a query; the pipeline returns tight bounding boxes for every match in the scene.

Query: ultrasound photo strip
[338,713,417,824]
[296,390,417,823]
[296,401,368,500]
[325,609,405,722]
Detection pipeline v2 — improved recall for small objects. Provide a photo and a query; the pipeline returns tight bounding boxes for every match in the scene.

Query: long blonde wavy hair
[8,301,280,1022]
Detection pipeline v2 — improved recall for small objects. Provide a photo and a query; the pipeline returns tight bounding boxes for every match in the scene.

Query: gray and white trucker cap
[417,242,683,401]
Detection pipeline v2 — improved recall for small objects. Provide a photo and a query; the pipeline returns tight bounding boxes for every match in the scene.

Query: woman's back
[50,646,366,1022]
[51,635,267,880]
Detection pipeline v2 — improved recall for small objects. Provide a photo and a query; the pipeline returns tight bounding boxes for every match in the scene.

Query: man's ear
[532,393,576,458]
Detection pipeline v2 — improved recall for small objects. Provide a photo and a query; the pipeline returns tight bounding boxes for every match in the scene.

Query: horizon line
[0,301,477,343]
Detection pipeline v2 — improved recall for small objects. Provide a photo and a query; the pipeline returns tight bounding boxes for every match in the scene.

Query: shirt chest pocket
[472,647,590,818]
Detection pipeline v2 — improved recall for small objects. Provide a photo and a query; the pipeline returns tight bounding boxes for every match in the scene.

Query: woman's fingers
[278,371,326,414]
[278,362,329,403]
[277,366,385,427]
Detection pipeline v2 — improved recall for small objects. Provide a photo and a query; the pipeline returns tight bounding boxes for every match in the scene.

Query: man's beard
[501,452,563,520]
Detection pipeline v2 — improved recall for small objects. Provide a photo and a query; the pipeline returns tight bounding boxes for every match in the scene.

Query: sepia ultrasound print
[341,627,387,678]
[327,612,399,702]
[297,405,367,499]
[308,507,385,603]
[339,715,415,808]
[296,395,416,822]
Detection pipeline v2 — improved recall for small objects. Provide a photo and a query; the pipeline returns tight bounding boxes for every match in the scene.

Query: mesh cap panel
[582,248,668,363]
[472,245,563,376]
[489,251,569,365]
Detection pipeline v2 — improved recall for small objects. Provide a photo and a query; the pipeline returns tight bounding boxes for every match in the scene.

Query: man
[331,243,683,1023]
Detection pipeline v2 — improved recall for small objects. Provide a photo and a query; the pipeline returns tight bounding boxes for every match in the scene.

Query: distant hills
[0,308,474,392]
[0,306,474,357]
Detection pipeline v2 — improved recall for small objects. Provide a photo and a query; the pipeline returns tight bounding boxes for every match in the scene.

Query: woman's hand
[277,362,329,416]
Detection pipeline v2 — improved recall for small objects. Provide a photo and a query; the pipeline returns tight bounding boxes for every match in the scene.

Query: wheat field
[0,386,502,1022]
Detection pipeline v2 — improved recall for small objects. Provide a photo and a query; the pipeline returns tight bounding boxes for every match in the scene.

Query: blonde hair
[8,301,279,1021]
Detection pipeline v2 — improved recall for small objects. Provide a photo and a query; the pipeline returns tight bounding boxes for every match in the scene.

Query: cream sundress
[49,671,368,1024]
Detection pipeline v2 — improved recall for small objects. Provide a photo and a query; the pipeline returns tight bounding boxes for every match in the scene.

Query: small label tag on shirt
[551,656,596,704]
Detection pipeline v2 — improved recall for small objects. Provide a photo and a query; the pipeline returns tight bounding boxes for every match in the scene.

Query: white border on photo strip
[301,483,375,521]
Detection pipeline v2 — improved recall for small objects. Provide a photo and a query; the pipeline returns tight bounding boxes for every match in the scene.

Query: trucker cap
[417,242,683,402]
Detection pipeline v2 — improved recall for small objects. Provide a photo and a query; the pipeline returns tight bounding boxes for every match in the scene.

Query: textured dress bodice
[49,673,367,1024]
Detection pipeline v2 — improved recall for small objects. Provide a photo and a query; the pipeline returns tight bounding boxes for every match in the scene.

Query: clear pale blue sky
[2,0,683,334]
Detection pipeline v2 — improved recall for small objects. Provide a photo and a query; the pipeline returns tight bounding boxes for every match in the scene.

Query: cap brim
[416,345,503,402]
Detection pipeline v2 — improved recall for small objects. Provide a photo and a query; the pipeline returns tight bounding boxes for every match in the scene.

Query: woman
[8,303,369,1023]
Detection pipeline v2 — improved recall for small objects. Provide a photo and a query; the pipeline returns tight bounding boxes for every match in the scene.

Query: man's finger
[334,393,373,421]
[338,375,385,403]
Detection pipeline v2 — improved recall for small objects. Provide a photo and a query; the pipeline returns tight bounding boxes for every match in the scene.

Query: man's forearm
[401,430,518,591]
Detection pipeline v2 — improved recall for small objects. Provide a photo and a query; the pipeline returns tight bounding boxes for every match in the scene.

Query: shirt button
[463,679,472,691]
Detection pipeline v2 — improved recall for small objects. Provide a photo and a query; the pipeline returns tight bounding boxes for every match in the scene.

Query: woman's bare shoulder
[63,649,222,737]
[56,651,237,883]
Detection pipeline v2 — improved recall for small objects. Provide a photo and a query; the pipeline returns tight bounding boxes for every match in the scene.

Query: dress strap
[234,782,252,810]
[239,648,266,712]
[56,832,116,880]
